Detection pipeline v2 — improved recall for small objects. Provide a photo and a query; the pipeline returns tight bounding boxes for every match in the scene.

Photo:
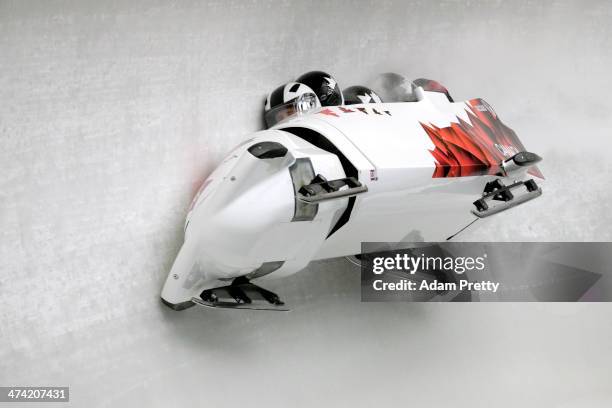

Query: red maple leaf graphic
[422,99,544,179]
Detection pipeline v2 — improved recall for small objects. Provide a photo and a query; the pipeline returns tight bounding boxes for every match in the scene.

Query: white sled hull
[161,90,543,309]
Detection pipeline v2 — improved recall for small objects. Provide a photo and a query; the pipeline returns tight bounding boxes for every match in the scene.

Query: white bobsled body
[161,89,543,309]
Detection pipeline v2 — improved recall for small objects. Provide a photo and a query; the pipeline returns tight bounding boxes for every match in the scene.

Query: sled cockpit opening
[279,127,357,179]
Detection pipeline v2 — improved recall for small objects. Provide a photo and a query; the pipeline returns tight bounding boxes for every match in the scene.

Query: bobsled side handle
[297,177,368,203]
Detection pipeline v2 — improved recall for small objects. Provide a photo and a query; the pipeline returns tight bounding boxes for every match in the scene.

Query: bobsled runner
[161,71,543,311]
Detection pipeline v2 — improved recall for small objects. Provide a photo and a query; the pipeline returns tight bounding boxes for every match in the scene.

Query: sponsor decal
[369,169,378,181]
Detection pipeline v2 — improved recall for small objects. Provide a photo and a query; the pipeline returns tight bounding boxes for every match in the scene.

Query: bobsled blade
[191,297,290,311]
[192,279,290,311]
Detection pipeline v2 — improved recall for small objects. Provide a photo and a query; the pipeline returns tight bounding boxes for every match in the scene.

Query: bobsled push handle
[297,175,367,203]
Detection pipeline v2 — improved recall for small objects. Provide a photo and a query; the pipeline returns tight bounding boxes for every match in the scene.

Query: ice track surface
[1,1,612,407]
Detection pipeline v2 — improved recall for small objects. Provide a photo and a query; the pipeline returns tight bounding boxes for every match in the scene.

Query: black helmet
[343,85,384,105]
[295,71,343,106]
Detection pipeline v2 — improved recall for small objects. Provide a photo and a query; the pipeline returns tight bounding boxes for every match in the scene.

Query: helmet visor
[265,93,320,128]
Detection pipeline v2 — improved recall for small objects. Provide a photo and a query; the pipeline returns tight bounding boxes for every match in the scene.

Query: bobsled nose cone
[160,239,201,311]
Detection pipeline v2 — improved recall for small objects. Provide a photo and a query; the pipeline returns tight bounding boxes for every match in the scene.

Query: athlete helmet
[264,82,321,128]
[370,72,417,102]
[413,78,454,102]
[343,85,384,105]
[295,71,343,106]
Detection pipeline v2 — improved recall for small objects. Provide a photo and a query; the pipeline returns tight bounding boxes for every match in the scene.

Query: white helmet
[264,82,321,128]
[370,72,417,102]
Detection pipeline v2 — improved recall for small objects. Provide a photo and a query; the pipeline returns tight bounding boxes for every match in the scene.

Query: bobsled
[161,72,543,311]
